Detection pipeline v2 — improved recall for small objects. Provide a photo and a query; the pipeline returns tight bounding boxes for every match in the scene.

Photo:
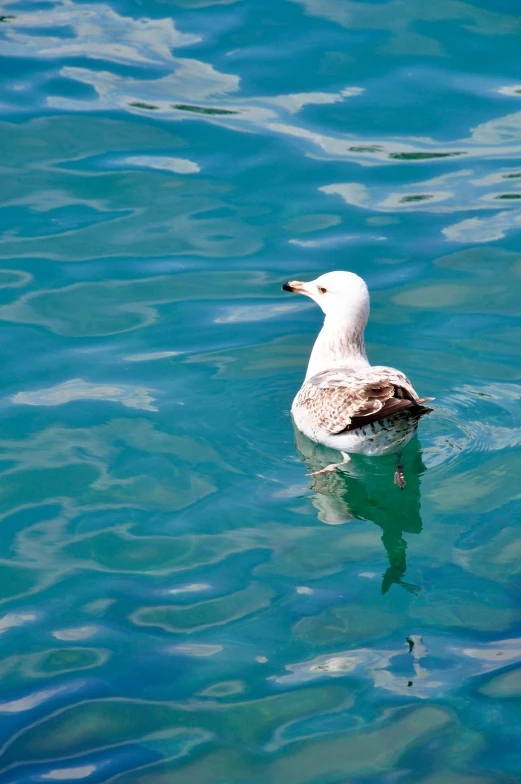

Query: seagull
[282,271,433,487]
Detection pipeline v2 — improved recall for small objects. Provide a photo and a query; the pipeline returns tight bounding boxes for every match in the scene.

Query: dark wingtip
[417,397,435,414]
[282,281,293,292]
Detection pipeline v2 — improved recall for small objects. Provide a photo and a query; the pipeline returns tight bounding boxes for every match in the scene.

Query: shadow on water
[293,427,427,596]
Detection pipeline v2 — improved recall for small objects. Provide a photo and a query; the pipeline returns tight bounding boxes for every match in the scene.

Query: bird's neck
[305,313,369,380]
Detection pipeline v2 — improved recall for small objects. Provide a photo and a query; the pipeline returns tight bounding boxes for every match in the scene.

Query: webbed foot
[394,463,406,489]
[307,451,351,476]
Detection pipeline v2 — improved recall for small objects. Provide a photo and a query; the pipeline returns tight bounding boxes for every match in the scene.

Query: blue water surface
[1,0,521,781]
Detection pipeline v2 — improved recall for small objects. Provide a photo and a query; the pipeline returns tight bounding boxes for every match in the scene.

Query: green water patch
[389,151,465,160]
[128,102,159,110]
[172,104,239,115]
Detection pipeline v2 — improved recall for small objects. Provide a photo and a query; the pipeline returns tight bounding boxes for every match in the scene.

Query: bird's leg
[394,453,406,489]
[307,451,351,476]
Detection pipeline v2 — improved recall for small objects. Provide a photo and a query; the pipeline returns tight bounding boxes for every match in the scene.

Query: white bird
[282,271,433,486]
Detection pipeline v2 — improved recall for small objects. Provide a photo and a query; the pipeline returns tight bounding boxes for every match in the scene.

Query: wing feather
[294,365,429,435]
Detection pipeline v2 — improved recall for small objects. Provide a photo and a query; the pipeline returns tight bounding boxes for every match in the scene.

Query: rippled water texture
[1,0,521,781]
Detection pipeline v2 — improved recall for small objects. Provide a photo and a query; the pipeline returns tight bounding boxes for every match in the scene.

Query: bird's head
[282,270,369,322]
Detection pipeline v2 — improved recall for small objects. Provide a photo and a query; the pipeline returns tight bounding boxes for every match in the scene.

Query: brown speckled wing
[295,366,422,435]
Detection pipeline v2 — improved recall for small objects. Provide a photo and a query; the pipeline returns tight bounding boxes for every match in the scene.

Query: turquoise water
[1,0,521,780]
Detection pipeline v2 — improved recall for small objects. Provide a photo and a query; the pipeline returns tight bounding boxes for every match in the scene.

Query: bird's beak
[282,280,308,294]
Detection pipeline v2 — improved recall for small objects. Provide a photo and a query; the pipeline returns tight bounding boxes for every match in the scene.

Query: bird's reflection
[293,427,426,595]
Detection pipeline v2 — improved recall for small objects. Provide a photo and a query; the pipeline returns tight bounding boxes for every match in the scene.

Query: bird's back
[292,364,432,454]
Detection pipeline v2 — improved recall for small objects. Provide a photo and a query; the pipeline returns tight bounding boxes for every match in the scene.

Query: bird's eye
[318,286,327,294]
